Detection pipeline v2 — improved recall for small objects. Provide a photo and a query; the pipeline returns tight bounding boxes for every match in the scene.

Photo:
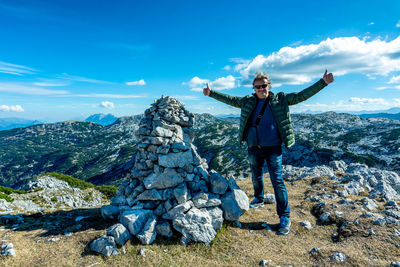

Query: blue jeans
[248,145,290,217]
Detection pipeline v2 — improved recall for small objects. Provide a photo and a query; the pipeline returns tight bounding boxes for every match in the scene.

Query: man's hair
[253,72,271,85]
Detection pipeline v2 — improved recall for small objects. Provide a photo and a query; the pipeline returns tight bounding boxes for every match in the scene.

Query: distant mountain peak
[85,113,118,126]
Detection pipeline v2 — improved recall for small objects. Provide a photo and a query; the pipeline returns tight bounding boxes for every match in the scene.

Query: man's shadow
[231,221,280,232]
[0,207,115,237]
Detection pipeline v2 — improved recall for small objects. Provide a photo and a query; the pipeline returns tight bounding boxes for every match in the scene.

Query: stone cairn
[94,96,249,255]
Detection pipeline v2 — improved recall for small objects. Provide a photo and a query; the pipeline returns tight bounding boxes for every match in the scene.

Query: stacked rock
[100,96,249,248]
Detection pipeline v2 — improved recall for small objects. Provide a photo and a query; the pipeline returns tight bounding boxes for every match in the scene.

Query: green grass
[0,185,27,195]
[95,185,117,198]
[44,172,95,190]
[0,192,13,202]
[44,172,117,199]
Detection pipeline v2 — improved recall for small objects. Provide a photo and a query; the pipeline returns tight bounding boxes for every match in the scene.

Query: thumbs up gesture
[203,83,211,96]
[323,69,334,84]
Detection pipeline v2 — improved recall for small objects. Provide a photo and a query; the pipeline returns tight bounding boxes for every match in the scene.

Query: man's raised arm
[203,83,243,108]
[286,69,334,106]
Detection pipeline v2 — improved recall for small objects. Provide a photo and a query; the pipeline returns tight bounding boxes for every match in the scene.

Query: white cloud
[100,101,114,109]
[210,75,236,90]
[223,65,231,71]
[388,75,400,84]
[396,21,400,28]
[0,82,70,95]
[293,97,400,112]
[349,97,387,105]
[376,85,400,90]
[368,22,375,25]
[236,36,400,86]
[184,75,236,91]
[126,79,146,86]
[229,58,251,72]
[56,73,112,84]
[33,82,68,87]
[183,77,210,92]
[0,61,37,75]
[0,105,24,112]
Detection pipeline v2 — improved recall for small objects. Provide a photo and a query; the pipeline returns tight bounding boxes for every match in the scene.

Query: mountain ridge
[0,111,399,188]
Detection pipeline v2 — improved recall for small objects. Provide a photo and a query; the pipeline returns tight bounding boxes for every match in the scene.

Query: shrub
[0,186,27,195]
[44,172,94,190]
[50,197,58,202]
[0,192,13,202]
[95,185,117,198]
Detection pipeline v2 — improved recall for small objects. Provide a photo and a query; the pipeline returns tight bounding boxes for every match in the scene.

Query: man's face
[253,79,270,99]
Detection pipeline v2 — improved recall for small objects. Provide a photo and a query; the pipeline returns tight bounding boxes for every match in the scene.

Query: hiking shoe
[250,198,264,208]
[277,216,291,235]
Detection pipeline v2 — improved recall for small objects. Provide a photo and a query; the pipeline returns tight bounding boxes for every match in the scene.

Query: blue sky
[1,0,400,122]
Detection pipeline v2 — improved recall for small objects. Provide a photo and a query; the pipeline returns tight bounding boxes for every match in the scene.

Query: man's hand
[203,83,211,96]
[323,69,334,85]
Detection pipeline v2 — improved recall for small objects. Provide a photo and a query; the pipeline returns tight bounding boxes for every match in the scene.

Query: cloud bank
[185,75,236,91]
[100,101,114,109]
[236,36,400,86]
[126,79,146,86]
[0,61,36,75]
[0,105,24,112]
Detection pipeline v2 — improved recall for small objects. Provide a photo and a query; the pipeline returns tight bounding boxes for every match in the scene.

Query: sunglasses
[253,84,269,90]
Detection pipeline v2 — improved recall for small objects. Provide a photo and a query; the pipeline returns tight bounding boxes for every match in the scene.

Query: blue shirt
[248,97,281,146]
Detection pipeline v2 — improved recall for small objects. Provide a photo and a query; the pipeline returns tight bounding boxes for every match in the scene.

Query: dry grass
[1,175,399,267]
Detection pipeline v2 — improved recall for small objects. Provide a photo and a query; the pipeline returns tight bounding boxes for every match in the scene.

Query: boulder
[221,189,249,221]
[210,170,229,195]
[120,209,154,236]
[172,207,216,245]
[106,223,131,246]
[90,235,120,257]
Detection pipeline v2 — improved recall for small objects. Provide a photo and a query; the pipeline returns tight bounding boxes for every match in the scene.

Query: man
[203,70,334,235]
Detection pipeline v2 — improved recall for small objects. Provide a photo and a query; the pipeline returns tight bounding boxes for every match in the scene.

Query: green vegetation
[0,186,27,195]
[83,192,94,202]
[95,185,117,198]
[44,172,94,190]
[342,152,387,167]
[337,129,364,143]
[44,172,117,198]
[0,192,13,202]
[0,185,28,202]
[382,128,400,144]
[50,197,58,202]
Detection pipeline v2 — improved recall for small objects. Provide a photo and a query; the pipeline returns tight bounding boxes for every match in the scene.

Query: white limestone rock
[90,235,120,257]
[107,223,131,246]
[172,207,216,245]
[210,170,228,195]
[120,209,154,236]
[221,189,249,221]
[143,169,184,190]
[1,243,16,257]
[158,150,193,168]
[137,215,157,245]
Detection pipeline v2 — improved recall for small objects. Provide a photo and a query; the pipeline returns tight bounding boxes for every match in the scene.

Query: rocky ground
[0,161,399,266]
[0,175,106,215]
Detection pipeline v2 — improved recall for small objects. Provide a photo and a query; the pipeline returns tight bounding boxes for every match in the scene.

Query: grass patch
[44,172,94,190]
[95,185,117,199]
[0,185,27,195]
[0,192,13,202]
